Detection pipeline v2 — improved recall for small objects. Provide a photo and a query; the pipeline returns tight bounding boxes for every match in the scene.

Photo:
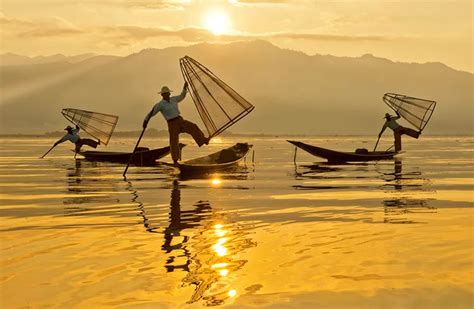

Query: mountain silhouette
[0,40,472,135]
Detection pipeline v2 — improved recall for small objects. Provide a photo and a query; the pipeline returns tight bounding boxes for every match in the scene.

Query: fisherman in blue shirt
[143,82,209,164]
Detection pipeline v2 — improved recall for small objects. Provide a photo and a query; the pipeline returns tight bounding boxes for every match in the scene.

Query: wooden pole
[40,145,56,159]
[373,136,381,152]
[123,127,146,178]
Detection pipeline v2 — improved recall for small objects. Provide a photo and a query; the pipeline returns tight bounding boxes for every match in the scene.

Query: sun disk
[204,10,231,35]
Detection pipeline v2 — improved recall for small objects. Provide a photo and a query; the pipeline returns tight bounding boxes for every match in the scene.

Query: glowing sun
[204,9,231,35]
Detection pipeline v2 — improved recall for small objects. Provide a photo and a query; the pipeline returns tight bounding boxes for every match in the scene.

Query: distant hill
[0,53,101,66]
[0,40,472,135]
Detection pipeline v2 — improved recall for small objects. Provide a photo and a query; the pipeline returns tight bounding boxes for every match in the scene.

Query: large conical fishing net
[383,93,436,132]
[180,56,255,138]
[62,108,119,145]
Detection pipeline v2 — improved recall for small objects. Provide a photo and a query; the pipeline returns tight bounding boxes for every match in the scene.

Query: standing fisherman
[143,82,209,164]
[378,112,421,151]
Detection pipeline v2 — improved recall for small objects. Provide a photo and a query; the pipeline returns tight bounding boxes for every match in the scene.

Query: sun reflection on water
[141,183,258,306]
[212,263,228,269]
[211,178,222,186]
[219,269,229,277]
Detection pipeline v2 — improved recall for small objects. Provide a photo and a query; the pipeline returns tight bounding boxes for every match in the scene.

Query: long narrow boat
[288,140,398,163]
[78,144,185,165]
[164,143,252,173]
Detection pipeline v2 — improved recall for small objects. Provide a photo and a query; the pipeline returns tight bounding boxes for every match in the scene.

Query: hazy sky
[1,0,472,72]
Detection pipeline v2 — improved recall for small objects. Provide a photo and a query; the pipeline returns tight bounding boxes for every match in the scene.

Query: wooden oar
[40,145,56,158]
[373,135,381,152]
[123,127,146,178]
[386,144,395,152]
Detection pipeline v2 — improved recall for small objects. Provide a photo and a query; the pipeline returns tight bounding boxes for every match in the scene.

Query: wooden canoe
[288,140,398,163]
[165,143,252,173]
[78,144,185,165]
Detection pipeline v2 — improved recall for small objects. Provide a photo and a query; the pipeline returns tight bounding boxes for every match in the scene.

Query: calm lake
[1,135,473,308]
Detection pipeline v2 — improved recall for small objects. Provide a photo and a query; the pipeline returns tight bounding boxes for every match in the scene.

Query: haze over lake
[1,41,473,135]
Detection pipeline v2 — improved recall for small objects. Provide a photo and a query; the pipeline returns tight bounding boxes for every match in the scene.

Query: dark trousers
[75,138,99,152]
[394,127,420,151]
[167,117,207,162]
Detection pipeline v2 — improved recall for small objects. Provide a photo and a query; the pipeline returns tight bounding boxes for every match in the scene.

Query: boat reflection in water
[63,159,172,227]
[129,178,256,306]
[293,158,437,224]
[63,160,121,209]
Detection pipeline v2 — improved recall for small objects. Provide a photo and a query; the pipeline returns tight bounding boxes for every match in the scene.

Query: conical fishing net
[180,56,254,138]
[383,93,436,131]
[62,108,119,145]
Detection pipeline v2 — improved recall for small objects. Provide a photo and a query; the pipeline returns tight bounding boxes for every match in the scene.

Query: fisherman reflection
[157,180,256,305]
[393,159,403,191]
[65,159,83,197]
[382,159,436,224]
[381,158,424,192]
[161,180,212,272]
[63,159,116,210]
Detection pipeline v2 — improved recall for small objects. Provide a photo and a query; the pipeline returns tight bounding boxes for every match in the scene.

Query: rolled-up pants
[167,116,207,162]
[394,126,420,152]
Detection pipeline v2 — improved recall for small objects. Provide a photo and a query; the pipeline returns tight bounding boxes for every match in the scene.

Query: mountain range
[0,53,101,66]
[0,40,472,135]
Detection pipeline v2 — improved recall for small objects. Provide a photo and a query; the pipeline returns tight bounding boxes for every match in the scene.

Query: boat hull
[78,144,184,165]
[288,140,398,162]
[173,143,252,173]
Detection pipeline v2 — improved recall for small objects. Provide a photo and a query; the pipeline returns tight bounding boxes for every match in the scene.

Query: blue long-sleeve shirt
[144,88,187,122]
[56,127,80,144]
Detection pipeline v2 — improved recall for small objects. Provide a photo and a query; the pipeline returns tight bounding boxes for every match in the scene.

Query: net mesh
[180,56,254,138]
[61,108,119,145]
[383,93,436,131]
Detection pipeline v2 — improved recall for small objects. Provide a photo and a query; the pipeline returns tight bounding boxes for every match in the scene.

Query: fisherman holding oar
[142,82,209,164]
[41,125,99,158]
[376,112,421,152]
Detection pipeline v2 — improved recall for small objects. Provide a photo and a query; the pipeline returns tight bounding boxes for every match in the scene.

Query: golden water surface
[1,136,473,308]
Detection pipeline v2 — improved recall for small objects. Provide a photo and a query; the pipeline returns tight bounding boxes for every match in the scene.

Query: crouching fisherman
[54,125,100,153]
[379,112,420,152]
